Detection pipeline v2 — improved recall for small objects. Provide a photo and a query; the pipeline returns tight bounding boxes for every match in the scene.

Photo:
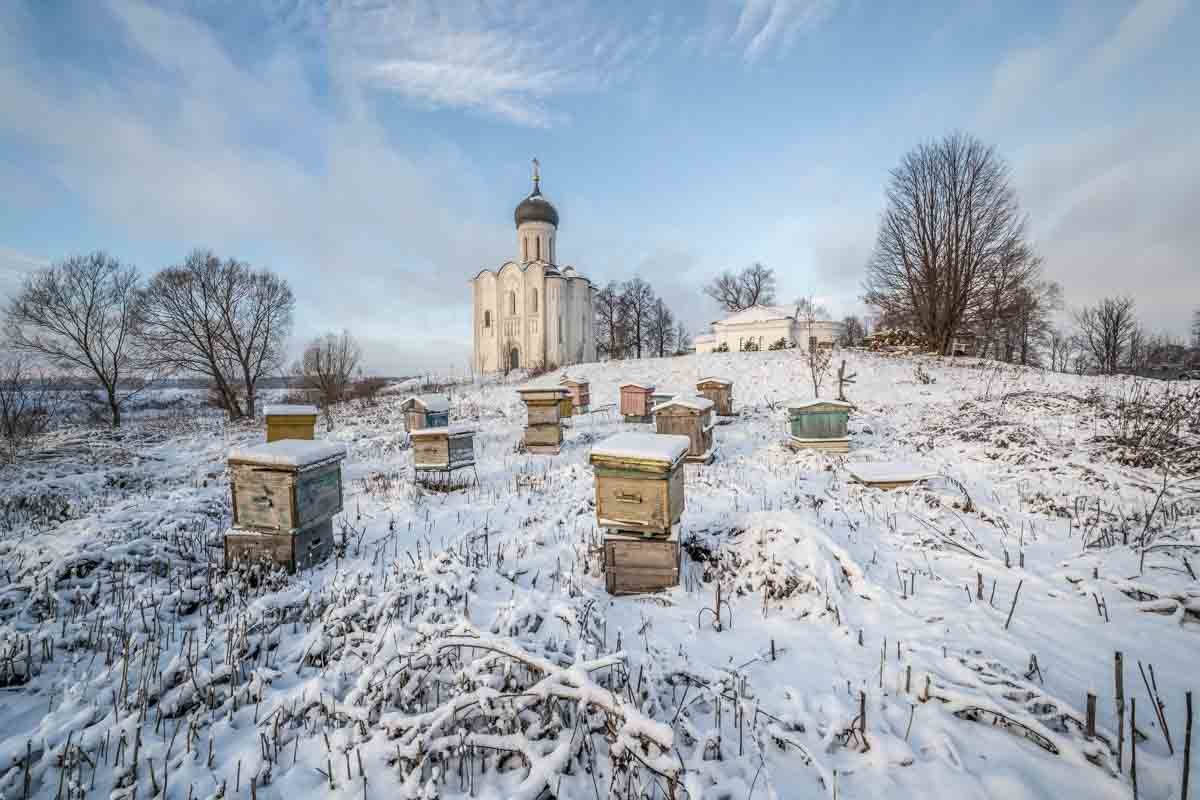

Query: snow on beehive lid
[590,432,690,466]
[410,423,476,438]
[654,395,714,413]
[262,404,318,416]
[402,394,450,412]
[787,398,852,411]
[620,382,655,391]
[846,462,935,486]
[697,377,731,386]
[229,439,347,468]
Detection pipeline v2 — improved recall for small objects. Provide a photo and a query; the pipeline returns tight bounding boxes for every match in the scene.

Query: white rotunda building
[471,161,596,374]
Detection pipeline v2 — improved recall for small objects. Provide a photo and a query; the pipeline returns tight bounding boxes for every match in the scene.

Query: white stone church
[471,162,596,374]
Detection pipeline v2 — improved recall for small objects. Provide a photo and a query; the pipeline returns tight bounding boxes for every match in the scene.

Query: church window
[523,238,528,261]
[508,291,517,315]
[531,289,538,313]
[558,315,563,344]
[536,237,541,261]
[484,310,491,328]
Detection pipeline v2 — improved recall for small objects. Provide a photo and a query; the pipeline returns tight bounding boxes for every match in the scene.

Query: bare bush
[0,357,59,461]
[1074,296,1136,376]
[1102,380,1200,468]
[297,330,362,428]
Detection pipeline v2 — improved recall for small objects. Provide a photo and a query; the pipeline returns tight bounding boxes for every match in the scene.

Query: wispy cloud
[1083,0,1187,78]
[726,0,841,63]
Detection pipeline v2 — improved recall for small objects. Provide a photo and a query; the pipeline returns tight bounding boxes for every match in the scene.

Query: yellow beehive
[589,432,689,538]
[264,404,318,442]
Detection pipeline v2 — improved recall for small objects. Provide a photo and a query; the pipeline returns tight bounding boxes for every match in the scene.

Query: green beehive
[786,399,851,453]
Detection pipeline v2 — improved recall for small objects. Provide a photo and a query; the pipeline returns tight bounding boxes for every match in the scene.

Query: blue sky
[1,0,1196,374]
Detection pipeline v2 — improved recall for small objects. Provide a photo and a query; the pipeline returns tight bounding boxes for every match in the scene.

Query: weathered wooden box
[518,386,568,455]
[619,384,655,423]
[401,394,450,432]
[411,424,476,471]
[225,519,333,574]
[589,432,689,537]
[655,397,715,463]
[264,404,318,443]
[560,377,590,414]
[604,534,680,595]
[225,440,347,572]
[696,378,734,417]
[787,399,852,453]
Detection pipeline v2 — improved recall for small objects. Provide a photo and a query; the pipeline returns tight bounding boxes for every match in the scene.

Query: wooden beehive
[655,397,715,463]
[401,394,450,432]
[518,386,568,455]
[619,384,655,423]
[603,534,680,595]
[696,378,734,417]
[589,432,689,538]
[560,377,590,414]
[225,440,347,572]
[786,399,852,453]
[847,462,935,490]
[264,404,318,443]
[411,424,476,471]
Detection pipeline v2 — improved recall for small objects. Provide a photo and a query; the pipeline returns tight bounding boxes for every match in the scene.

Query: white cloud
[1084,0,1187,79]
[730,0,841,62]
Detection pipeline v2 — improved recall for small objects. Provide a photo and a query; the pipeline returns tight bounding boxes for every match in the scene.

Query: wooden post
[1086,692,1097,739]
[1117,651,1126,773]
[1004,580,1023,630]
[1131,697,1138,800]
[1184,691,1193,800]
[976,571,983,601]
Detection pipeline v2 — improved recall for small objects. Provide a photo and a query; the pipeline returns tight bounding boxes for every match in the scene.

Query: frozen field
[1,350,1197,799]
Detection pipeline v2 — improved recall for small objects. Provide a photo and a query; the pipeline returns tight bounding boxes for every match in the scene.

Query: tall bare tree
[703,263,776,312]
[673,321,691,355]
[297,330,362,429]
[863,132,1032,354]
[839,315,867,346]
[1047,328,1075,373]
[593,281,625,360]
[4,252,149,427]
[1073,296,1137,375]
[138,250,293,419]
[620,278,656,359]
[647,299,677,358]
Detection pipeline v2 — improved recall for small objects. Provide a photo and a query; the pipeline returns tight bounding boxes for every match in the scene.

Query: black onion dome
[514,187,559,228]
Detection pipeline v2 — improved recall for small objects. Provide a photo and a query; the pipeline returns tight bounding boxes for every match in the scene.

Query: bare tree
[863,132,1033,354]
[1074,296,1137,375]
[138,250,293,419]
[594,281,626,360]
[647,299,677,358]
[0,356,60,461]
[795,297,829,320]
[297,330,362,429]
[4,252,149,427]
[620,278,656,359]
[1047,328,1075,373]
[673,321,691,355]
[703,263,776,312]
[838,315,866,346]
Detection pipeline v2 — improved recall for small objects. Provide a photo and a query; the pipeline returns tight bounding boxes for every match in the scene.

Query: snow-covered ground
[1,351,1197,799]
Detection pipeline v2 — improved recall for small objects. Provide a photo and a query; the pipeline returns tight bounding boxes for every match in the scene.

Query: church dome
[514,188,558,228]
[514,159,558,228]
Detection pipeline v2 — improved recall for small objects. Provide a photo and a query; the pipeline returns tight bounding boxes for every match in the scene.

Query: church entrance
[509,348,520,371]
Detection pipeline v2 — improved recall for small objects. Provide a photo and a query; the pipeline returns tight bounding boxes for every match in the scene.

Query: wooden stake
[1117,652,1126,773]
[1004,580,1023,630]
[1183,691,1193,800]
[1086,692,1097,739]
[1131,697,1139,800]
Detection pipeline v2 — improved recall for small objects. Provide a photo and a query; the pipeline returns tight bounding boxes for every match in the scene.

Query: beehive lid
[846,462,936,485]
[654,396,714,414]
[402,394,450,412]
[410,423,476,439]
[559,375,587,387]
[263,404,318,416]
[517,383,568,398]
[590,432,690,468]
[229,440,347,469]
[697,377,732,387]
[620,383,655,392]
[787,399,852,412]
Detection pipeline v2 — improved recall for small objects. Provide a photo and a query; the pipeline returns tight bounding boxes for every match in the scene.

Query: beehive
[518,385,568,454]
[225,440,346,572]
[560,377,590,414]
[786,399,852,453]
[411,424,476,471]
[264,404,318,442]
[589,432,689,538]
[603,534,680,595]
[696,378,734,417]
[655,396,715,464]
[401,394,450,432]
[619,384,655,423]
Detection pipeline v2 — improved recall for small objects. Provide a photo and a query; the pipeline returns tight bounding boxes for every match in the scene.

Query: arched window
[531,289,538,313]
[522,238,528,262]
[549,239,554,263]
[483,310,492,328]
[508,291,517,315]
[536,237,541,261]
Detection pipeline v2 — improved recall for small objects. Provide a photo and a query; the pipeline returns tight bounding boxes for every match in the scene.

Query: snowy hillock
[0,350,1197,799]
